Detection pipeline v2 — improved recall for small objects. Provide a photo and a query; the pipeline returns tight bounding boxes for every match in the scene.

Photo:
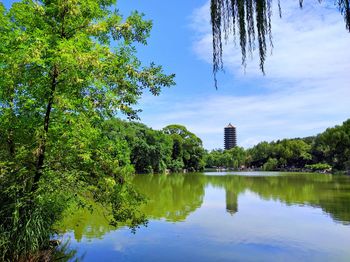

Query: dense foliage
[102,120,206,174]
[205,119,350,172]
[0,0,175,260]
[312,119,350,171]
[163,124,206,172]
[210,0,350,87]
[205,147,247,169]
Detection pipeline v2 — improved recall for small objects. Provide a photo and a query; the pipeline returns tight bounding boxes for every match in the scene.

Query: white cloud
[192,0,350,81]
[140,82,349,149]
[139,0,350,150]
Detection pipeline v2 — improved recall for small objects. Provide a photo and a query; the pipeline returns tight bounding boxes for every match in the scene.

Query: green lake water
[60,172,350,261]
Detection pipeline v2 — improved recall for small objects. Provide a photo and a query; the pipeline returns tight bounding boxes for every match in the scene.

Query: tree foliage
[205,147,246,168]
[112,120,173,174]
[210,0,350,87]
[312,119,350,171]
[163,125,206,172]
[89,119,206,174]
[0,0,174,259]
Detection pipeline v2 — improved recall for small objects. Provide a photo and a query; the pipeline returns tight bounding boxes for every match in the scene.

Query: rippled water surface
[60,172,350,261]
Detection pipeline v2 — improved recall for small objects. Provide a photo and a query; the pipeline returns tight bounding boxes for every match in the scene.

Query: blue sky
[3,0,350,149]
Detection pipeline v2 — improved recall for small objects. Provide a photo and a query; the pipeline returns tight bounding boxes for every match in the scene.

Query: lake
[59,172,350,261]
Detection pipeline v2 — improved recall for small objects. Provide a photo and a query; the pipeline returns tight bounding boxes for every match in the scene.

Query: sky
[3,0,350,149]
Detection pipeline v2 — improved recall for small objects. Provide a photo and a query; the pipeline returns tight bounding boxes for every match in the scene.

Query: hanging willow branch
[211,0,350,88]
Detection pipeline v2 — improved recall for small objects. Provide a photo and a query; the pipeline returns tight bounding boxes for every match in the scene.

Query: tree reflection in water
[58,172,350,240]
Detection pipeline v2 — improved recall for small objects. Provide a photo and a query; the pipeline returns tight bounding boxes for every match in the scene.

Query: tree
[210,0,350,87]
[312,119,350,170]
[275,139,312,168]
[263,157,278,171]
[0,0,174,259]
[227,147,247,168]
[163,125,205,172]
[125,122,173,174]
[205,147,247,168]
[249,141,272,167]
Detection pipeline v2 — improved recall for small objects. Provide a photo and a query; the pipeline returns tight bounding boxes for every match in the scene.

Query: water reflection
[135,172,350,224]
[59,172,350,241]
[226,189,238,215]
[132,174,205,222]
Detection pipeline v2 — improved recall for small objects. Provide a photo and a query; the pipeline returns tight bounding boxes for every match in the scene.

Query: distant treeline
[102,119,205,174]
[104,118,350,174]
[205,119,350,172]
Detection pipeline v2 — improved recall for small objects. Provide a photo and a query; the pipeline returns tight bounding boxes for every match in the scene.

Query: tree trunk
[32,66,59,190]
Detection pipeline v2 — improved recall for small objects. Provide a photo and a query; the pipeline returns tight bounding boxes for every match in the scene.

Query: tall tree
[163,125,205,172]
[1,0,174,188]
[0,0,174,259]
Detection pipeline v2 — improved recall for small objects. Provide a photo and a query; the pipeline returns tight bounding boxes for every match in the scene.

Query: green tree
[263,158,278,171]
[249,141,272,167]
[275,139,312,168]
[227,147,247,168]
[205,147,246,169]
[204,149,223,167]
[0,0,174,259]
[163,125,205,172]
[312,119,350,170]
[125,122,173,174]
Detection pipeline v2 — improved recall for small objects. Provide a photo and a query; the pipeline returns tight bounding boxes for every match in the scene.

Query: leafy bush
[305,163,332,171]
[0,167,68,260]
[0,163,147,261]
[263,158,278,171]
